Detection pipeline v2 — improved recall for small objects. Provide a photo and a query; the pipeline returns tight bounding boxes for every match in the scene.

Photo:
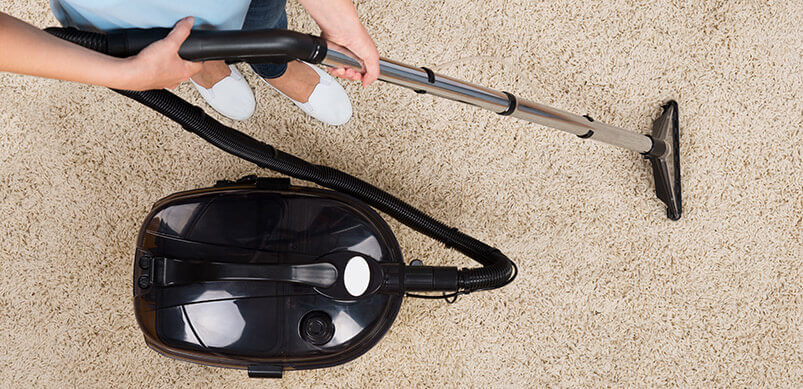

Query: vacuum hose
[45,27,515,296]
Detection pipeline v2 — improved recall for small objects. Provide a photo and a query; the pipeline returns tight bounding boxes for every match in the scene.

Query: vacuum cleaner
[44,27,681,378]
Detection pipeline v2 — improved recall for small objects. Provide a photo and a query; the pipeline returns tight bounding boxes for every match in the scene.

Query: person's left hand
[321,24,379,87]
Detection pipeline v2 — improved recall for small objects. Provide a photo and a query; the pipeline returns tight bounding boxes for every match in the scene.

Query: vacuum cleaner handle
[105,28,327,64]
[154,253,403,300]
[155,257,338,288]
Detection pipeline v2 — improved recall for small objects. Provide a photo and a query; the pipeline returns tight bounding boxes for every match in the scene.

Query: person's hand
[297,0,379,87]
[119,17,203,91]
[322,23,379,87]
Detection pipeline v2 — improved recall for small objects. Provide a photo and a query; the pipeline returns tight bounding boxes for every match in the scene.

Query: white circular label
[344,256,370,297]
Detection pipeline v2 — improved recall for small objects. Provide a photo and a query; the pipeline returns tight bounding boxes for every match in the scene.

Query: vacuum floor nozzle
[647,101,682,220]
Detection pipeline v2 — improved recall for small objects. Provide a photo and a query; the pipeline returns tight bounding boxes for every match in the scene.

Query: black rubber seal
[640,135,656,156]
[420,67,436,83]
[577,115,594,138]
[577,130,594,139]
[414,67,436,94]
[498,92,517,116]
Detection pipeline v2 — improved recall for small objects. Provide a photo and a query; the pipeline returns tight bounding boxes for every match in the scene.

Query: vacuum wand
[324,45,681,220]
[104,27,652,153]
[324,47,654,153]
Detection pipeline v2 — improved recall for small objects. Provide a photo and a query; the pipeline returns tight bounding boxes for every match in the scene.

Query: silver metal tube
[323,48,654,154]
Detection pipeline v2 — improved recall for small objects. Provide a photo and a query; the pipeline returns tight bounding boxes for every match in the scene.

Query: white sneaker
[191,65,256,121]
[263,61,352,126]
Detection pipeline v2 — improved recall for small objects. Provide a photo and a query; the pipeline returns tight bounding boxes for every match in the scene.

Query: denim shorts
[242,0,288,79]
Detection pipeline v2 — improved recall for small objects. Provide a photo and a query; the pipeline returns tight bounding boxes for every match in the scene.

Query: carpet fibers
[0,0,800,387]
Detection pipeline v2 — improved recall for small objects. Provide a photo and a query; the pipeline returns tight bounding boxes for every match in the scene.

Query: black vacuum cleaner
[45,27,681,378]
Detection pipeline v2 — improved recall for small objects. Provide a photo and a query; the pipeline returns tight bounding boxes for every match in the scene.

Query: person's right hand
[119,16,202,91]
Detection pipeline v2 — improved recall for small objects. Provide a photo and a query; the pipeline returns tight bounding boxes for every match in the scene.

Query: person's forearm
[297,0,364,41]
[0,12,134,88]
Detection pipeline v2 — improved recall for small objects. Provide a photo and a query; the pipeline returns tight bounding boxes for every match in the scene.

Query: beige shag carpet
[0,0,800,387]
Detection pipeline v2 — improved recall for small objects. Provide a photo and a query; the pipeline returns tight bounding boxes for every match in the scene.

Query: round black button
[299,311,334,346]
[137,275,150,289]
[138,255,151,270]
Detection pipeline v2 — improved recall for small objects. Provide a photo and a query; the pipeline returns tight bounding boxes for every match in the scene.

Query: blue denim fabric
[242,0,289,79]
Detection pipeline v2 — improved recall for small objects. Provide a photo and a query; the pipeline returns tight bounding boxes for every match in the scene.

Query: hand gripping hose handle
[44,27,516,296]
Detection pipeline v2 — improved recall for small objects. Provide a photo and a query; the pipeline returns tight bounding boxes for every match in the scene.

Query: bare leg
[264,60,320,103]
[191,60,231,88]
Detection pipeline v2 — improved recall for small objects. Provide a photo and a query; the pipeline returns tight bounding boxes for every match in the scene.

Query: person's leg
[242,0,319,103]
[188,4,259,121]
[192,61,232,88]
[241,0,352,125]
[243,0,289,80]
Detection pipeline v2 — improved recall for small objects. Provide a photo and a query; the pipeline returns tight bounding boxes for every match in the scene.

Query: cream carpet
[0,1,800,387]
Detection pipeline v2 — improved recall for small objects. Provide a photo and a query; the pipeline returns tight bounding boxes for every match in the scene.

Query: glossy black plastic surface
[133,179,404,371]
[647,101,682,220]
[106,28,327,64]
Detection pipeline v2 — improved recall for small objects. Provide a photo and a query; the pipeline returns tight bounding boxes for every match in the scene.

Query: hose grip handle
[106,28,327,64]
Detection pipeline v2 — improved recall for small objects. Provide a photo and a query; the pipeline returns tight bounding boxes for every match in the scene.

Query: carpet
[0,0,800,387]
